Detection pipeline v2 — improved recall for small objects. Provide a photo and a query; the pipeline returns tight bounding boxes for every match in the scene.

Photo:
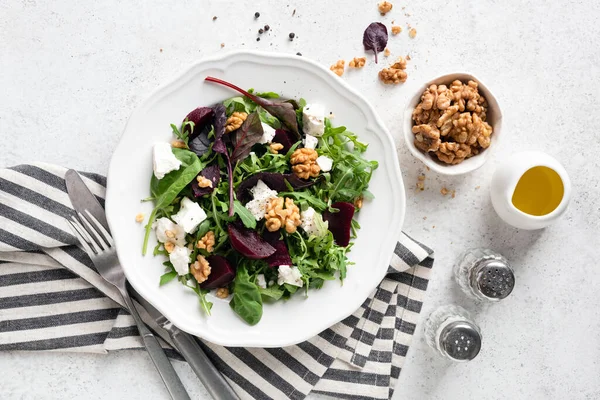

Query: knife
[65,169,239,400]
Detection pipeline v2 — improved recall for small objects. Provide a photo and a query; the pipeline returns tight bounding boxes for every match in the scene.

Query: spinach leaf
[363,22,388,63]
[205,76,300,139]
[259,286,284,301]
[142,148,203,255]
[233,200,257,229]
[230,111,264,164]
[229,265,263,325]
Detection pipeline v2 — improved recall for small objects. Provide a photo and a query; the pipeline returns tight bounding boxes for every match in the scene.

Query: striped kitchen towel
[0,163,434,400]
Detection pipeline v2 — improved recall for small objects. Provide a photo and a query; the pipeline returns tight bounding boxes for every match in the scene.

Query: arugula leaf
[142,148,203,254]
[233,200,257,229]
[248,88,280,99]
[259,286,284,301]
[159,271,178,286]
[231,112,264,164]
[205,76,300,139]
[229,265,263,325]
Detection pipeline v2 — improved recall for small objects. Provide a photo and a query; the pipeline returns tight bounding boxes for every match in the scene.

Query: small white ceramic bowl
[403,73,502,175]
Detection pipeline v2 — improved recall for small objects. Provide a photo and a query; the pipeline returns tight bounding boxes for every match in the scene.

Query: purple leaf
[265,240,293,267]
[323,202,355,247]
[188,125,212,157]
[236,172,322,203]
[184,107,214,136]
[191,164,220,197]
[210,103,235,216]
[273,129,295,154]
[200,255,236,289]
[231,112,264,164]
[228,224,276,259]
[363,22,388,64]
[205,76,300,139]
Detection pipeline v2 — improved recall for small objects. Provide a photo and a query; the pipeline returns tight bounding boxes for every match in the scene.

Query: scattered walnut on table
[225,112,247,133]
[290,148,320,179]
[384,48,391,57]
[348,57,366,68]
[196,231,215,253]
[191,255,211,283]
[378,1,393,15]
[135,213,144,223]
[409,28,417,38]
[391,25,402,35]
[378,56,408,84]
[330,60,345,76]
[265,197,302,234]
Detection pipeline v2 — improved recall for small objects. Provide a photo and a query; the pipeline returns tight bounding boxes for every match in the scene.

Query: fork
[68,210,191,400]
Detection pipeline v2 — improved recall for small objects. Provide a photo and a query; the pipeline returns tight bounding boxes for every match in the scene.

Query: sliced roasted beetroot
[201,255,236,289]
[236,172,323,203]
[228,224,276,259]
[184,107,214,136]
[323,202,356,247]
[265,240,293,267]
[191,164,220,197]
[273,129,295,153]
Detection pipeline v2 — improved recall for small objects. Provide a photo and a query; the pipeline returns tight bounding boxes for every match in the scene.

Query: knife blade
[65,170,109,231]
[65,169,239,400]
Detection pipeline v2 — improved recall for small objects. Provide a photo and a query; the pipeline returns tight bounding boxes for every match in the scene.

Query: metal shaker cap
[439,321,482,361]
[470,259,515,300]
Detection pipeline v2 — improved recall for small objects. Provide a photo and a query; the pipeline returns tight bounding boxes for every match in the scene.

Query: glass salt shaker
[424,305,482,362]
[454,248,515,302]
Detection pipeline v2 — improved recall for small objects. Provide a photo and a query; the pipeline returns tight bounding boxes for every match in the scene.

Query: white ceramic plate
[106,50,405,347]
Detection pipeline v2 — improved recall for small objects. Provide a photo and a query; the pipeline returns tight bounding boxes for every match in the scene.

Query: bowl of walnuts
[403,73,502,175]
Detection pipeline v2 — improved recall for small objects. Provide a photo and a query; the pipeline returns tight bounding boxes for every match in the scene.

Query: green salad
[142,77,378,325]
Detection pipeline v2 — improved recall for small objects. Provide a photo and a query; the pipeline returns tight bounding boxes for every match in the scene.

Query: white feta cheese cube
[172,197,206,234]
[153,143,181,179]
[259,122,277,144]
[300,207,328,237]
[256,274,267,289]
[316,155,333,172]
[154,217,186,246]
[169,246,191,276]
[277,265,304,287]
[245,180,279,221]
[303,134,318,150]
[302,103,325,137]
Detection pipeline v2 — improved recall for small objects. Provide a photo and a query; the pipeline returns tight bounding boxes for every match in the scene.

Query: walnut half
[379,57,408,85]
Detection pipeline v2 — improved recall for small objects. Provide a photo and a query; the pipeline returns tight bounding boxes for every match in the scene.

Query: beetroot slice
[236,172,322,203]
[201,255,235,289]
[265,240,293,267]
[191,164,220,197]
[273,129,295,153]
[323,202,355,247]
[228,224,276,259]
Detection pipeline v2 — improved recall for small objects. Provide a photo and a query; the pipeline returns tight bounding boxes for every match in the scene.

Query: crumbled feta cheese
[153,143,181,179]
[256,274,267,289]
[172,197,206,234]
[302,104,325,137]
[300,207,328,237]
[277,265,304,287]
[303,134,318,150]
[316,155,333,172]
[154,217,186,246]
[169,246,191,276]
[258,122,277,144]
[245,180,279,221]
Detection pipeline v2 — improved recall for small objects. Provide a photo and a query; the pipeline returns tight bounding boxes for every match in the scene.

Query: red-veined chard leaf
[191,164,220,197]
[231,111,264,164]
[363,22,388,64]
[236,172,323,203]
[205,76,300,140]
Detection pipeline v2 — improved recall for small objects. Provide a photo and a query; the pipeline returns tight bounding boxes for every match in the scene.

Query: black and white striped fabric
[0,163,434,400]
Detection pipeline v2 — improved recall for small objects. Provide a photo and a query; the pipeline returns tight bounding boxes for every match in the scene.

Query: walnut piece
[391,25,402,35]
[196,231,215,253]
[265,197,302,234]
[196,175,213,188]
[348,57,366,68]
[290,148,320,179]
[409,28,417,38]
[379,57,408,85]
[191,255,211,283]
[135,213,144,223]
[330,60,345,76]
[269,142,284,154]
[164,242,175,253]
[216,288,229,299]
[378,1,393,15]
[354,196,363,209]
[384,48,391,57]
[171,140,187,149]
[225,112,247,133]
[411,79,493,164]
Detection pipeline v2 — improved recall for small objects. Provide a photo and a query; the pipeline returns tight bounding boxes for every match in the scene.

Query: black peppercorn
[254,12,260,18]
[264,24,270,31]
[296,52,302,56]
[256,37,260,41]
[289,32,295,40]
[258,28,264,34]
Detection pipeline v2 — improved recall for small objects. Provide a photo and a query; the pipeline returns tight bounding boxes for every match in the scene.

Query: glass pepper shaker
[454,248,515,302]
[423,305,482,362]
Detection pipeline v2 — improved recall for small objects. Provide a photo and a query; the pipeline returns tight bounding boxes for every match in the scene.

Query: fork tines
[68,210,113,255]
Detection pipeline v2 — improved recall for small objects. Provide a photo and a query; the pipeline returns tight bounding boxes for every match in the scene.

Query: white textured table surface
[1,0,599,399]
